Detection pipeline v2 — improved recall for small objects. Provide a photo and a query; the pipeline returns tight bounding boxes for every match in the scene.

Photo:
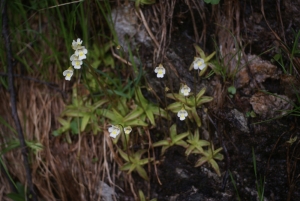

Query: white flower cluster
[63,38,88,81]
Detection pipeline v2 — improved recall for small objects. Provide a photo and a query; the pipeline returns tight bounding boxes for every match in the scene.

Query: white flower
[71,60,83,69]
[70,54,78,61]
[124,126,132,134]
[108,125,120,138]
[180,85,191,96]
[75,47,88,60]
[154,64,166,78]
[63,67,74,81]
[72,38,83,50]
[177,109,188,121]
[193,57,207,70]
[70,54,82,69]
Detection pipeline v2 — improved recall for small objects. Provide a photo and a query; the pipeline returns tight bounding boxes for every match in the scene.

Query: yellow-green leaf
[135,88,148,108]
[152,140,169,147]
[191,108,201,127]
[214,152,224,161]
[92,99,108,110]
[152,106,169,119]
[210,159,221,176]
[196,87,207,102]
[195,156,209,167]
[166,102,182,113]
[204,51,216,63]
[196,96,213,107]
[145,108,155,126]
[120,163,132,171]
[118,148,129,162]
[139,190,146,201]
[102,109,123,122]
[173,132,189,144]
[123,107,144,122]
[136,165,149,181]
[199,66,208,76]
[125,119,148,127]
[57,117,70,127]
[81,114,91,132]
[193,44,206,59]
[166,93,187,103]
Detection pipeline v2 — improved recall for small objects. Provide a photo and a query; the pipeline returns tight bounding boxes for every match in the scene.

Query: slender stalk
[1,0,37,200]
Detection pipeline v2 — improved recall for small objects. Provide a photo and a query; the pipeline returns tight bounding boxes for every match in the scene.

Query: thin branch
[1,0,37,200]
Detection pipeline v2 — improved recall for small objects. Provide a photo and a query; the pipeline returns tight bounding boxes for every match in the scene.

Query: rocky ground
[113,1,300,200]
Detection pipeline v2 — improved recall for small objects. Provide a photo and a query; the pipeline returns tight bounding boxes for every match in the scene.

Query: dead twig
[185,0,199,43]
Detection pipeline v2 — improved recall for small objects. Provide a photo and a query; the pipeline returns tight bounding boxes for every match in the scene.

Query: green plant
[286,136,297,145]
[6,182,27,201]
[135,87,169,126]
[189,44,216,76]
[166,87,213,127]
[1,139,43,155]
[193,144,223,176]
[185,128,210,156]
[118,148,154,181]
[53,88,108,139]
[204,0,221,4]
[208,29,245,82]
[229,171,241,201]
[138,189,157,201]
[246,111,257,118]
[273,30,300,75]
[102,101,148,128]
[252,147,265,201]
[227,85,236,98]
[90,42,115,69]
[152,124,189,155]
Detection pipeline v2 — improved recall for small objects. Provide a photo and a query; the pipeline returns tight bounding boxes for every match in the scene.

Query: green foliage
[286,136,297,145]
[135,87,169,126]
[90,43,115,69]
[229,149,267,200]
[134,0,156,9]
[194,144,223,176]
[138,189,157,201]
[53,86,108,140]
[204,0,221,5]
[252,148,265,201]
[118,148,154,181]
[6,182,27,201]
[185,128,210,156]
[273,30,300,75]
[0,117,43,155]
[229,171,241,201]
[152,126,223,176]
[153,124,189,155]
[189,44,216,76]
[102,103,148,128]
[166,87,213,127]
[0,139,43,155]
[246,111,256,118]
[227,85,236,97]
